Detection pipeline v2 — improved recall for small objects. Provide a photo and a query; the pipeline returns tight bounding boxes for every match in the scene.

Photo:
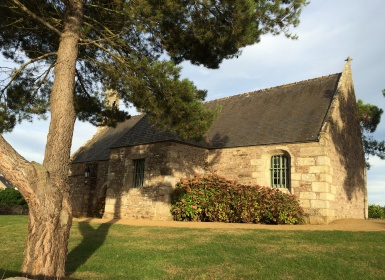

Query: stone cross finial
[345,57,353,62]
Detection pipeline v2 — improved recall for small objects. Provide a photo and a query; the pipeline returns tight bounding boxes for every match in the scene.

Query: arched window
[270,155,290,188]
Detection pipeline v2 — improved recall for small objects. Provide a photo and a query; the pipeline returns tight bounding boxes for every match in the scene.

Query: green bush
[0,188,27,206]
[171,174,304,225]
[368,204,385,219]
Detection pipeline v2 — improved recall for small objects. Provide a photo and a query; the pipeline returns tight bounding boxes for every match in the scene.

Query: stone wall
[70,129,366,223]
[69,161,109,217]
[104,142,208,220]
[100,132,365,224]
[208,141,332,223]
[208,133,365,224]
[323,61,367,220]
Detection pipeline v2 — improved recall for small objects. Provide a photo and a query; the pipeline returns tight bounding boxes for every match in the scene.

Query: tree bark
[0,1,84,278]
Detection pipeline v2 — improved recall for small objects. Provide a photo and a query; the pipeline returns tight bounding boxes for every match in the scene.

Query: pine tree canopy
[357,99,383,134]
[0,0,308,139]
[357,99,385,167]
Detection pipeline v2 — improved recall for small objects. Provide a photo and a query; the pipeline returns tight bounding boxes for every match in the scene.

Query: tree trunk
[1,1,84,278]
[21,165,73,279]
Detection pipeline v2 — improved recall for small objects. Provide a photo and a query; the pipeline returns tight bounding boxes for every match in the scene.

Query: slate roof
[0,175,13,189]
[72,73,341,163]
[72,115,142,162]
[204,73,340,147]
[111,115,189,149]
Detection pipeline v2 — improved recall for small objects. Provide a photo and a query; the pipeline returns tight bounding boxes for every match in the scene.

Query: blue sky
[2,1,385,205]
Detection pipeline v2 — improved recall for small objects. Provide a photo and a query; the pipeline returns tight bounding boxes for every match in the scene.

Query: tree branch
[0,135,36,201]
[83,15,119,38]
[3,18,24,28]
[82,20,127,58]
[29,62,55,103]
[80,39,125,64]
[84,3,125,15]
[10,0,62,37]
[1,52,57,94]
[75,69,92,98]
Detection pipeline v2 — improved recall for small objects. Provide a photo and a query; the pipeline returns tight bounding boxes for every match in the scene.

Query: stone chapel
[70,60,367,224]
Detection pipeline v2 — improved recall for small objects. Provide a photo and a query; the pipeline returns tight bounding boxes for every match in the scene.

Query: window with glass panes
[270,155,289,188]
[133,159,145,188]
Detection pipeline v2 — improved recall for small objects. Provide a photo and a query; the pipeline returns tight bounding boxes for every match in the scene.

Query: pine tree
[357,99,385,168]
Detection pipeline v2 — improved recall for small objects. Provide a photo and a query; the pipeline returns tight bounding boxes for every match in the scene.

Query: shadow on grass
[66,219,116,277]
[0,269,21,279]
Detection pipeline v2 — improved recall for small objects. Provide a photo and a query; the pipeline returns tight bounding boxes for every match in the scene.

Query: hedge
[368,204,385,219]
[0,188,27,206]
[171,174,304,225]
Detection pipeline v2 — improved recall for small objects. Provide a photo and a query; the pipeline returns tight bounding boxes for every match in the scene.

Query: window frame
[133,159,145,188]
[270,155,290,189]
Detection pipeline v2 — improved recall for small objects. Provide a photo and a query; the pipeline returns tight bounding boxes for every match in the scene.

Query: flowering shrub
[171,174,304,224]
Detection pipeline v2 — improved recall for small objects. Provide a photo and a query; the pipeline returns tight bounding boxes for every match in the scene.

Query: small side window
[270,155,290,188]
[133,159,145,188]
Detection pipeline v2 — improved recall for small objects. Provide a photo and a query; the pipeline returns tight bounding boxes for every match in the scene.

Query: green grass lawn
[1,216,384,280]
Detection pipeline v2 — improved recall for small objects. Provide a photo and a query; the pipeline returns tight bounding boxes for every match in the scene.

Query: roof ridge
[71,114,145,162]
[204,72,341,104]
[70,126,109,161]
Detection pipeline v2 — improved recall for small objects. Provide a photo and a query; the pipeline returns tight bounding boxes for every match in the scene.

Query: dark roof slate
[71,115,142,163]
[111,115,184,148]
[72,73,341,163]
